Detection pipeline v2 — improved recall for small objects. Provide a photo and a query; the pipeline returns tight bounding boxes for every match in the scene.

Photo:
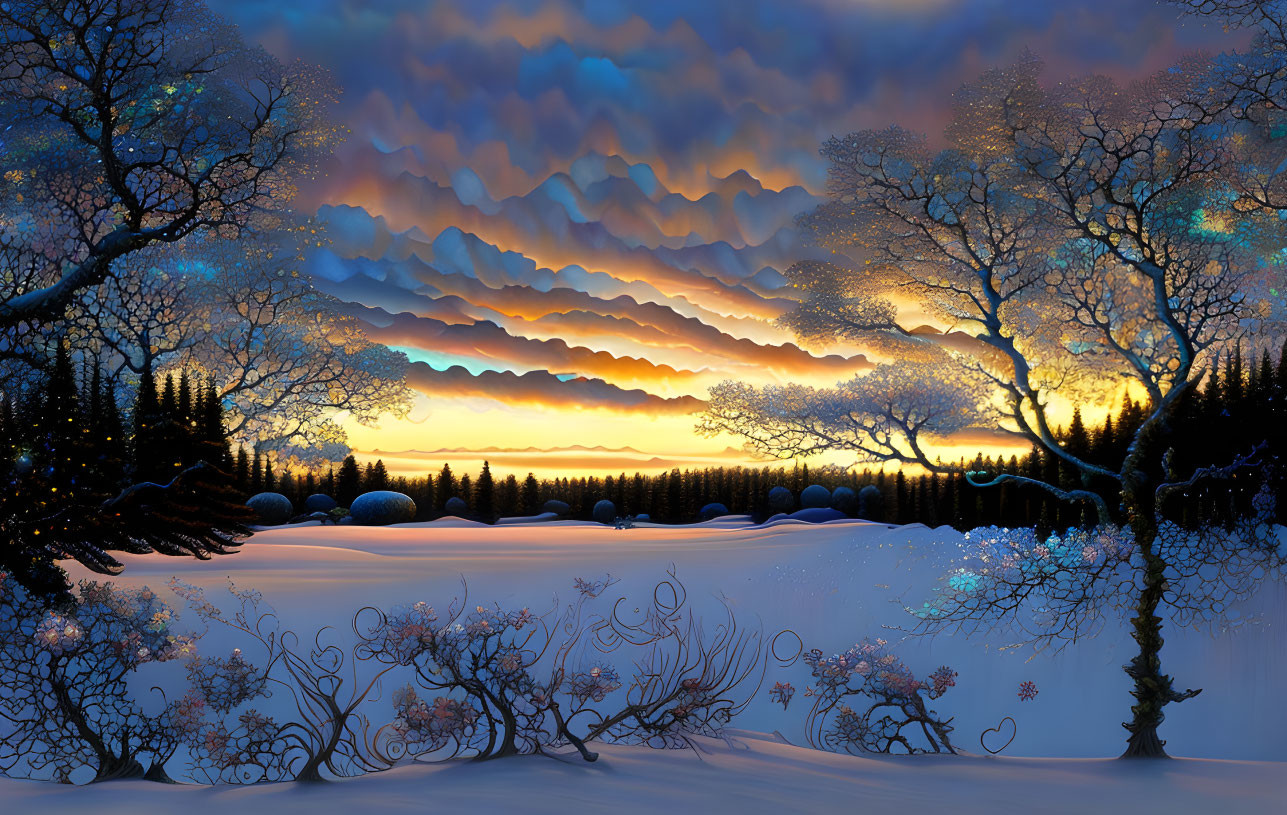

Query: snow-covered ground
[2,518,1280,811]
[1,730,1282,815]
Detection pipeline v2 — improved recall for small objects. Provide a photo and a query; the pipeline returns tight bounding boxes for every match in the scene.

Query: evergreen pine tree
[369,459,389,491]
[42,342,85,494]
[475,461,495,521]
[522,473,540,515]
[235,446,250,494]
[337,455,362,506]
[459,474,472,511]
[177,368,194,463]
[1225,345,1244,405]
[438,463,456,509]
[1277,340,1287,396]
[1066,408,1091,459]
[201,378,231,469]
[498,474,519,519]
[250,449,264,494]
[132,362,160,481]
[87,365,127,489]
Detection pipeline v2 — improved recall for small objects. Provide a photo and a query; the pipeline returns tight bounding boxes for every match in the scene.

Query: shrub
[800,637,957,755]
[0,574,198,782]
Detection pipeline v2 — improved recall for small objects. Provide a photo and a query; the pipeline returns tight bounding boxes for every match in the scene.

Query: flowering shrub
[389,686,477,756]
[0,575,200,782]
[570,573,767,751]
[572,574,618,598]
[187,649,269,713]
[362,599,563,761]
[565,664,623,704]
[360,569,767,762]
[0,570,773,783]
[800,637,957,754]
[171,578,399,782]
[171,649,290,783]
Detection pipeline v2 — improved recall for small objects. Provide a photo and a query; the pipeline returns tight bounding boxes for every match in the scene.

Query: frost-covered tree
[701,10,1287,757]
[0,0,334,330]
[0,0,332,595]
[74,254,199,383]
[181,239,412,461]
[0,576,199,782]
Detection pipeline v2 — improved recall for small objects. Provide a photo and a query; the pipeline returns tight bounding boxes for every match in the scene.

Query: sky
[219,0,1240,478]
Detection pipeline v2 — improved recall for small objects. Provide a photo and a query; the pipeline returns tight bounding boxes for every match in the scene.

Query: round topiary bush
[699,502,730,521]
[444,496,468,516]
[592,499,616,525]
[830,486,857,514]
[246,492,293,526]
[304,493,338,513]
[350,491,417,526]
[858,484,885,521]
[767,486,795,513]
[542,499,570,516]
[800,484,831,508]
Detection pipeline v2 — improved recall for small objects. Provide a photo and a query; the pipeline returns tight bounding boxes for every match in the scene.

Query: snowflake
[1017,680,1039,702]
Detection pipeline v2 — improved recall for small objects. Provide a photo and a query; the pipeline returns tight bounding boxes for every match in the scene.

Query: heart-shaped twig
[979,716,1016,755]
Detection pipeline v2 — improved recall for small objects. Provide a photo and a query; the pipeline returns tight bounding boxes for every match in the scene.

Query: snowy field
[2,731,1283,815]
[3,518,1283,811]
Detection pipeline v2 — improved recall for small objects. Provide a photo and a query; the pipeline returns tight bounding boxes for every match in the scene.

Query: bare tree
[701,22,1287,756]
[0,0,334,328]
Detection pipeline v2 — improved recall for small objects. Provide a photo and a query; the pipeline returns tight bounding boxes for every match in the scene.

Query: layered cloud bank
[217,0,1237,473]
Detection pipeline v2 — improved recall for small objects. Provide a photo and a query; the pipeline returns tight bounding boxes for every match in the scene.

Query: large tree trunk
[1119,518,1201,759]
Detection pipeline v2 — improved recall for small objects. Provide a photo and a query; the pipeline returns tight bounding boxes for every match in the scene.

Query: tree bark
[1119,515,1201,758]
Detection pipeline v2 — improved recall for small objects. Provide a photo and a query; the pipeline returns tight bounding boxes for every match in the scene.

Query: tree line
[247,340,1284,531]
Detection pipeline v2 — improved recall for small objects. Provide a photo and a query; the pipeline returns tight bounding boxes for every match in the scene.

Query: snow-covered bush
[800,637,957,755]
[303,494,338,513]
[800,485,830,508]
[570,570,768,750]
[700,502,730,521]
[246,492,294,526]
[592,499,616,524]
[768,486,795,513]
[350,491,417,525]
